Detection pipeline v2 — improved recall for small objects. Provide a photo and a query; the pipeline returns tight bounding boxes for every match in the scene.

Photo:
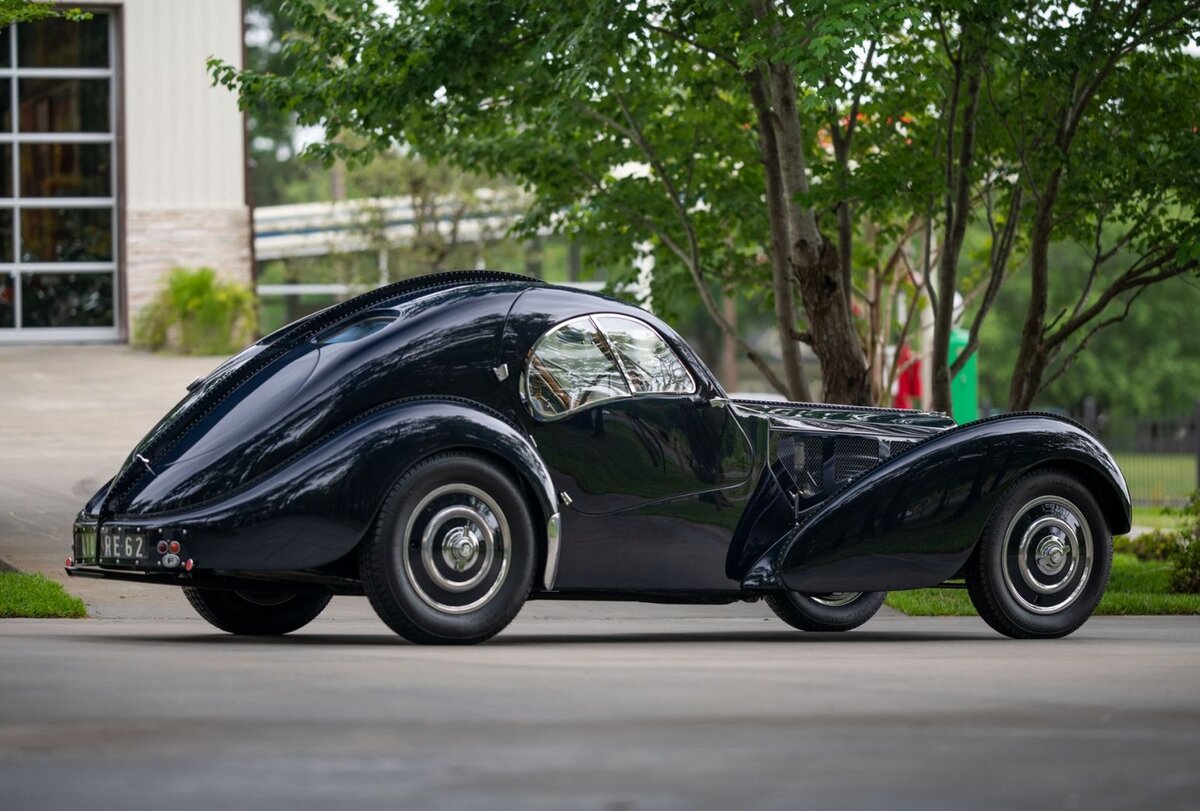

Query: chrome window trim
[521,312,696,422]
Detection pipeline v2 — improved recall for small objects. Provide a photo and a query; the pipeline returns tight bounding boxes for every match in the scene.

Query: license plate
[73,523,98,564]
[97,526,149,564]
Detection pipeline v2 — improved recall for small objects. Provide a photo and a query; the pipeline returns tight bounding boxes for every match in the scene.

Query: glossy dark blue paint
[69,270,1132,602]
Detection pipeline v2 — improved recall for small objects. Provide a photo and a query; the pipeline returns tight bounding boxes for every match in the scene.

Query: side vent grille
[832,437,883,482]
[776,434,823,497]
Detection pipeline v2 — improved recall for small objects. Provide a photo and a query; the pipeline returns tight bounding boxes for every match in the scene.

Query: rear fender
[743,414,1130,593]
[102,399,559,584]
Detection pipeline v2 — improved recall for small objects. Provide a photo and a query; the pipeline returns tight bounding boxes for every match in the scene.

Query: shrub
[1166,491,1200,593]
[1113,535,1133,555]
[133,267,257,355]
[1169,538,1200,593]
[1127,529,1183,562]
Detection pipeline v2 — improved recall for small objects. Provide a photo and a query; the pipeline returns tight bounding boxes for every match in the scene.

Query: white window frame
[0,13,119,342]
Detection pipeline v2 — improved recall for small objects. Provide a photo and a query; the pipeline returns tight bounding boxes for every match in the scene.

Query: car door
[518,313,753,591]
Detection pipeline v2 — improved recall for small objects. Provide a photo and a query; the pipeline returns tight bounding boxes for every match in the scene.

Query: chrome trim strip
[544,512,562,591]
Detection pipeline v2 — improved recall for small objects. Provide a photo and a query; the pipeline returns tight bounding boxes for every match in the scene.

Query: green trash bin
[949,328,978,423]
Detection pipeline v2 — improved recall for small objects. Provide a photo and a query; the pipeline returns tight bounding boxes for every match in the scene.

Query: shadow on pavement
[56,628,1000,646]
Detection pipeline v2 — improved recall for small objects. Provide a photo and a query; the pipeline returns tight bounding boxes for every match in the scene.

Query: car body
[67,270,1131,641]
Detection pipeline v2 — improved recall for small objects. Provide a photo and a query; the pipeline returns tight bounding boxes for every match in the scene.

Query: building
[0,1,251,342]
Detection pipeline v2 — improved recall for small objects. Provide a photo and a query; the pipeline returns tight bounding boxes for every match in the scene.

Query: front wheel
[766,590,887,632]
[965,469,1112,639]
[183,587,331,635]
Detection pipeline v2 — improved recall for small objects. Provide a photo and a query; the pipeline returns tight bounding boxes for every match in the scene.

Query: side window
[526,317,630,418]
[594,315,695,395]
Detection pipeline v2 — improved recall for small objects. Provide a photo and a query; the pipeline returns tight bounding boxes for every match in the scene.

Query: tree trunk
[930,30,984,415]
[766,63,870,405]
[748,69,811,402]
[718,295,739,392]
[1008,175,1060,411]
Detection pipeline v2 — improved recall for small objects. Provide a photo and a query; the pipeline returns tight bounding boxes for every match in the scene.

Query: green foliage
[0,572,86,618]
[134,268,257,356]
[0,0,90,24]
[1170,539,1200,594]
[886,553,1200,617]
[213,1,1200,403]
[1123,529,1183,562]
[1165,491,1200,593]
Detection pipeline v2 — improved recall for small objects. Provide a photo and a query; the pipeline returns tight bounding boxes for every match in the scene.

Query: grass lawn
[0,572,87,618]
[1115,452,1196,508]
[886,553,1200,616]
[1131,505,1185,531]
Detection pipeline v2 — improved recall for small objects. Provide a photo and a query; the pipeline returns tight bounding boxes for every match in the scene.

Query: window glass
[0,81,10,131]
[21,143,112,197]
[18,17,108,68]
[595,315,694,394]
[20,272,113,327]
[21,207,113,261]
[19,78,110,133]
[0,145,11,197]
[0,272,13,328]
[526,317,630,418]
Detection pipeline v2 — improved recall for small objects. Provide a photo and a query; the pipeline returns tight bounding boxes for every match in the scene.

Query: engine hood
[729,398,956,440]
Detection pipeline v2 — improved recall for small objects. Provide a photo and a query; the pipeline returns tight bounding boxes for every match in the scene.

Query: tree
[213,0,928,403]
[888,2,1200,412]
[213,1,1200,411]
[0,0,88,25]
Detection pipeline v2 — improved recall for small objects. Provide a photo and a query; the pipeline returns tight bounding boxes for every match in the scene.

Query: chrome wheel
[398,483,511,615]
[1000,495,1094,615]
[806,592,862,607]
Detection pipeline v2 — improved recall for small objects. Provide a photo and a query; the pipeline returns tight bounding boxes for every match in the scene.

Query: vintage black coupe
[68,270,1130,642]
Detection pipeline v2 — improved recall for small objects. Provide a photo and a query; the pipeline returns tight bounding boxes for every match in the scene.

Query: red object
[168,540,181,554]
[892,345,922,410]
[184,559,194,572]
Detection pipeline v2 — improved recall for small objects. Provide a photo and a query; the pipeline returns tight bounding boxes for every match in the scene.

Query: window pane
[0,145,10,197]
[0,26,10,67]
[20,272,113,327]
[21,208,112,261]
[527,317,630,417]
[0,273,13,328]
[18,17,108,68]
[19,78,110,133]
[0,80,10,132]
[21,143,111,197]
[595,316,695,394]
[0,208,12,261]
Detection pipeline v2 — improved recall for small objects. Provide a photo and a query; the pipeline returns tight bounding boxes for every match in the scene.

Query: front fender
[102,398,559,579]
[743,413,1130,593]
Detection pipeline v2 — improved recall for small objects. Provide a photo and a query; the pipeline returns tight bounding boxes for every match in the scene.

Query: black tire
[359,452,536,644]
[766,590,887,632]
[965,469,1112,639]
[183,587,331,636]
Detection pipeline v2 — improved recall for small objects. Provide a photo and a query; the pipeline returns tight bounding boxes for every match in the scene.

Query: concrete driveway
[1,346,1198,810]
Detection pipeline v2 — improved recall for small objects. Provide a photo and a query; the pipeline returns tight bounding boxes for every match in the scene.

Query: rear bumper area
[64,562,363,595]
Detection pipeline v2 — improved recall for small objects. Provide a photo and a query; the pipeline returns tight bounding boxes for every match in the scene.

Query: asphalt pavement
[3,614,1199,811]
[1,346,1198,810]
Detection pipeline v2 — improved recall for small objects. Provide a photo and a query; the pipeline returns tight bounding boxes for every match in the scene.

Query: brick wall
[123,207,253,334]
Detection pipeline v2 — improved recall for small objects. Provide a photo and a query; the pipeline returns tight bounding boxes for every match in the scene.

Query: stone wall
[123,207,253,334]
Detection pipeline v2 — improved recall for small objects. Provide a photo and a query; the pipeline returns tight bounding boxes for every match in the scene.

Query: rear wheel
[965,469,1112,639]
[183,587,331,635]
[359,452,536,644]
[766,590,887,632]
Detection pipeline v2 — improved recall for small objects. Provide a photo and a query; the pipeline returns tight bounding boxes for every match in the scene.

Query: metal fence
[1081,402,1200,508]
